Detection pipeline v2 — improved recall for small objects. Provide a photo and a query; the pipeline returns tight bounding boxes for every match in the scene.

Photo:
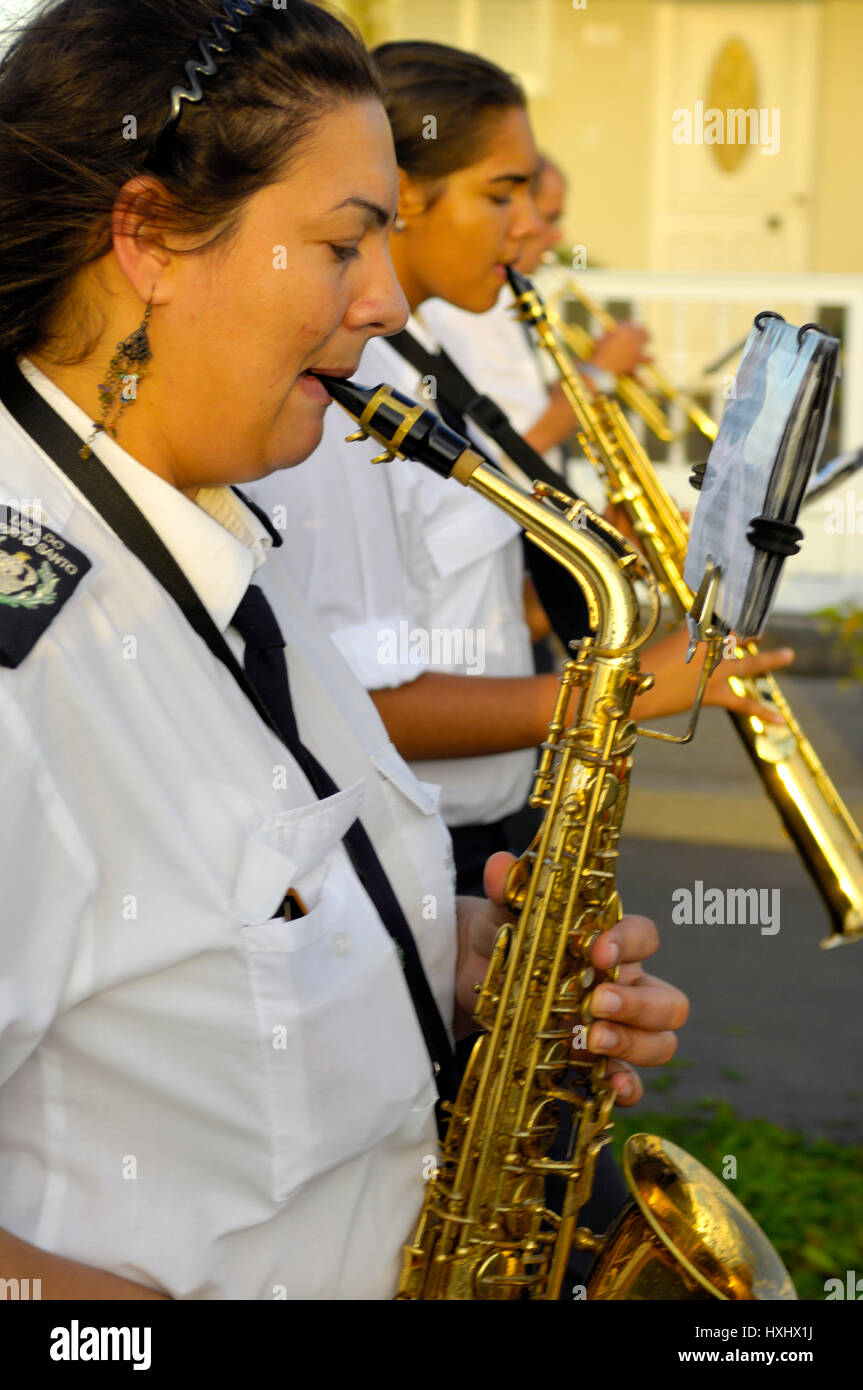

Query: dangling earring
[80,295,154,460]
[394,217,406,233]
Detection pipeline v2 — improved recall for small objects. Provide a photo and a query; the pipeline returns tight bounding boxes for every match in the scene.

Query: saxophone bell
[589,1135,796,1299]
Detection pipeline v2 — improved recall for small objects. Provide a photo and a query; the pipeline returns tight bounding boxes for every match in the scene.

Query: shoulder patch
[0,507,91,667]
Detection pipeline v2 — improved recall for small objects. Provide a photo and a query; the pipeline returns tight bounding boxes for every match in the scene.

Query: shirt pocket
[234,782,434,1204]
[422,492,521,581]
[232,782,365,930]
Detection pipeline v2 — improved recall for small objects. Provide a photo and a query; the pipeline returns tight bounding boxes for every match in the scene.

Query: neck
[25,346,196,499]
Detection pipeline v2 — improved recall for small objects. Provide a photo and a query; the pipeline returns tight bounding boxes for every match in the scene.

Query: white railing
[540,268,863,614]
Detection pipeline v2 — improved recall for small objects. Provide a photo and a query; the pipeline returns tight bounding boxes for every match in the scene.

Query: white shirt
[0,356,458,1300]
[248,317,536,828]
[420,293,569,478]
[421,294,552,439]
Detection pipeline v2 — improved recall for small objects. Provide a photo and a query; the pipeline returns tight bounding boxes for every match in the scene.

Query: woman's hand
[632,626,794,725]
[591,323,651,378]
[454,853,690,1107]
[524,382,581,454]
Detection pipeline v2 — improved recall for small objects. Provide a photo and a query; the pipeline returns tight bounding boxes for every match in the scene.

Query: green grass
[815,603,863,681]
[610,1099,863,1299]
[719,1067,745,1083]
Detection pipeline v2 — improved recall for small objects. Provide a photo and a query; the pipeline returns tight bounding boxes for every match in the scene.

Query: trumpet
[509,265,863,949]
[546,273,718,444]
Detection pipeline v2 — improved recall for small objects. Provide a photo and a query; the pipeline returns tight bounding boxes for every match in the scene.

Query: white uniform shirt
[0,356,458,1300]
[422,290,617,515]
[248,317,536,828]
[420,293,569,478]
[421,294,551,439]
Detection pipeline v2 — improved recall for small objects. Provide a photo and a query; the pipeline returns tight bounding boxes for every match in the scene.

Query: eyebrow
[487,172,532,187]
[326,196,396,227]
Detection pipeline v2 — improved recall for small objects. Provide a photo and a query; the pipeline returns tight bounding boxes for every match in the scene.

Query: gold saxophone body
[510,268,863,949]
[315,370,798,1302]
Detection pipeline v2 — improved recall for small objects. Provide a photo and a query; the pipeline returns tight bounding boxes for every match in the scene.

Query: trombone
[546,274,718,444]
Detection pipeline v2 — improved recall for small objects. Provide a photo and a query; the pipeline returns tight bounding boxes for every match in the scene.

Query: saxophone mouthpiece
[505,264,532,298]
[505,265,547,330]
[312,374,470,479]
[311,373,374,420]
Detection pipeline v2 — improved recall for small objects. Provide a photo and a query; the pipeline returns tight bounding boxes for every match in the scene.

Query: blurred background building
[344,0,863,614]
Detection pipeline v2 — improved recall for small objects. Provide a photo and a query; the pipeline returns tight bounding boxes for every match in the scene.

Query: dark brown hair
[0,0,381,363]
[371,40,525,185]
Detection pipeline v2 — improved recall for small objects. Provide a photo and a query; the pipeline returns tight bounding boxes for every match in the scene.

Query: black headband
[144,0,265,170]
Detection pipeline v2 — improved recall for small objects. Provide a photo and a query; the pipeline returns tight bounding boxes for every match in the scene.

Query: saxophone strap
[386,329,592,645]
[387,329,567,491]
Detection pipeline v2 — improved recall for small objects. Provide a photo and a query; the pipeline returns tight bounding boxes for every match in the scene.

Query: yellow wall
[813,0,863,271]
[339,0,863,273]
[530,1,654,271]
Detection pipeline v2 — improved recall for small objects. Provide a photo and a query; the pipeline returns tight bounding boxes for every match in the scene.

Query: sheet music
[684,316,839,639]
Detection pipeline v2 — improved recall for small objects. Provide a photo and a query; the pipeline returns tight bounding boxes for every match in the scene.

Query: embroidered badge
[0,509,91,667]
[0,552,61,608]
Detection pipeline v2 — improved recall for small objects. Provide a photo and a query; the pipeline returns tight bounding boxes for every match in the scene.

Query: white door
[650,0,819,274]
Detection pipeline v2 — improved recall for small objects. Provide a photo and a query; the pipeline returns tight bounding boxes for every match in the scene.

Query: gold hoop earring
[80,296,154,460]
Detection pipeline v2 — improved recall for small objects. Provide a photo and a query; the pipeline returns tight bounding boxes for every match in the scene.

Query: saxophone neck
[455,449,645,657]
[314,369,653,658]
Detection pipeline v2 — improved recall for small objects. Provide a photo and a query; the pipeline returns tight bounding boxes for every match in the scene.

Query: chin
[456,283,503,316]
[253,412,328,480]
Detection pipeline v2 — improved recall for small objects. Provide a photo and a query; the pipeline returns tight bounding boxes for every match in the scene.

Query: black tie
[230,584,457,1122]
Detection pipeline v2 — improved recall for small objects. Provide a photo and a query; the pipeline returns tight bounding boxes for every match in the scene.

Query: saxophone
[508,266,863,949]
[315,370,797,1302]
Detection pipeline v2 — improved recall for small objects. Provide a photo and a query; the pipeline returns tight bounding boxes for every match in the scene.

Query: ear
[397,166,444,225]
[110,176,177,306]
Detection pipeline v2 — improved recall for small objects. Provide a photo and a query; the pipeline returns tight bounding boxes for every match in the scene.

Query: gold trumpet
[510,265,863,948]
[548,274,718,443]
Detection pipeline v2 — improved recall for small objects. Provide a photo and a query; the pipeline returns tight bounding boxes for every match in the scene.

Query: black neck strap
[388,328,569,493]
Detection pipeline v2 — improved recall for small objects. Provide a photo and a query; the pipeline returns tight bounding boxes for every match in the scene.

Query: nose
[510,191,546,244]
[345,243,409,338]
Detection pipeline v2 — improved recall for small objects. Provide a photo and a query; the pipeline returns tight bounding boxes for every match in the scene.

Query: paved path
[615,673,863,1143]
[624,673,863,849]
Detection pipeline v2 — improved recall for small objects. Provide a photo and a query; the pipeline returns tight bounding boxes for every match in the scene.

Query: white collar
[17,356,272,633]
